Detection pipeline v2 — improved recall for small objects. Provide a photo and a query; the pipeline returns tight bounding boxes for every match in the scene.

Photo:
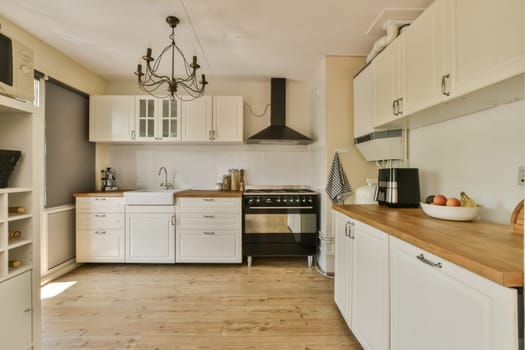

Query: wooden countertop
[333,204,523,287]
[175,190,243,198]
[73,191,126,197]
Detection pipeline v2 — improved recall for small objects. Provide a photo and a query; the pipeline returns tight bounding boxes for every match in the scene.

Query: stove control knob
[308,198,313,203]
[302,198,307,203]
[247,198,255,205]
[265,197,272,204]
[295,197,301,204]
[276,197,281,203]
[256,198,261,203]
[283,198,287,203]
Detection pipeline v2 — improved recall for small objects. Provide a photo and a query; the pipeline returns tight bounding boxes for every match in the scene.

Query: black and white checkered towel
[325,152,352,204]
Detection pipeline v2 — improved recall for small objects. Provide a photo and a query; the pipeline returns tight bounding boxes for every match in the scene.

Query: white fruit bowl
[420,202,481,221]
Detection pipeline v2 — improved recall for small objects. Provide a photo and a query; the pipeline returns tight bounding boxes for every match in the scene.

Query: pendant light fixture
[135,16,208,99]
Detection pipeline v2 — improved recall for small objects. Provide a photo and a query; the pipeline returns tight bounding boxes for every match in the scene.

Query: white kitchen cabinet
[351,220,389,350]
[181,96,243,143]
[353,64,374,138]
[89,95,135,142]
[370,0,525,130]
[372,37,405,128]
[135,96,181,142]
[333,211,389,350]
[445,0,525,98]
[75,197,125,263]
[176,197,241,263]
[126,205,175,263]
[333,210,353,328]
[0,271,32,350]
[403,0,448,116]
[390,236,518,350]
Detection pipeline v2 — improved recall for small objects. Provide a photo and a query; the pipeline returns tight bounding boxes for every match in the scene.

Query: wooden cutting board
[511,200,524,235]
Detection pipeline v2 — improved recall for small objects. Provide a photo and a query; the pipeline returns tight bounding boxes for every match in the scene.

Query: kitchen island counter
[333,204,523,287]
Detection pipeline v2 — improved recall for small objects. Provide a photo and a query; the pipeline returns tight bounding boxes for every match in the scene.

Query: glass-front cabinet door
[135,96,157,140]
[159,98,181,141]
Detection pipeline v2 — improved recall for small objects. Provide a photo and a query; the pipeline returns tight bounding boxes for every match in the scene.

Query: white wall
[409,100,525,224]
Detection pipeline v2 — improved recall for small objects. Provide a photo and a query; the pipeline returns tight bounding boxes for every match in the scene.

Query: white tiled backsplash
[102,144,317,190]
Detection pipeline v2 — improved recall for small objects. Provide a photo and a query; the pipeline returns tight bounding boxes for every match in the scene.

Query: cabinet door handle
[203,214,215,219]
[397,98,403,115]
[171,215,175,226]
[94,214,106,218]
[208,130,213,141]
[203,231,215,235]
[24,307,32,313]
[203,198,215,202]
[95,231,106,235]
[441,74,451,96]
[344,222,350,237]
[131,130,136,140]
[392,99,398,116]
[348,221,355,239]
[417,254,442,268]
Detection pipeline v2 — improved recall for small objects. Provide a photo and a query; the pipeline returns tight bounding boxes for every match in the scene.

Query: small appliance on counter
[355,178,378,205]
[375,168,420,208]
[100,167,118,191]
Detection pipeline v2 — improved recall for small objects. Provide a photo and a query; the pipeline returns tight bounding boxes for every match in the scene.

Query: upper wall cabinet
[89,95,135,142]
[135,96,181,142]
[181,96,243,143]
[89,95,243,144]
[370,0,525,129]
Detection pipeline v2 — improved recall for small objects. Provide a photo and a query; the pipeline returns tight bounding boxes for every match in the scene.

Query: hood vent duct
[247,78,313,145]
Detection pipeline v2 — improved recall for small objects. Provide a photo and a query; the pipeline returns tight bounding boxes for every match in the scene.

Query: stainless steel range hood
[247,78,313,145]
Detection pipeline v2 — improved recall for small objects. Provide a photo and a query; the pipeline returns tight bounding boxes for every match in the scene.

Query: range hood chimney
[247,78,313,145]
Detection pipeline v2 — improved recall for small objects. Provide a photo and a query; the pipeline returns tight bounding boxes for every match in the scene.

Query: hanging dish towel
[326,152,352,204]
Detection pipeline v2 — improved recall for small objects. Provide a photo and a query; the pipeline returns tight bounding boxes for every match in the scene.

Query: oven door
[243,206,319,256]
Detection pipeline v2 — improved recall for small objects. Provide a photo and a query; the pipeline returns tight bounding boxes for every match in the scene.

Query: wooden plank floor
[41,258,362,350]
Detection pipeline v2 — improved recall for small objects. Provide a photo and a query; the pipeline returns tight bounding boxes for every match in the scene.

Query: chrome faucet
[158,166,172,189]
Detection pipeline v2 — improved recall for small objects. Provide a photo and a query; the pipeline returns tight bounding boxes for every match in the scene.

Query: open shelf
[8,239,32,250]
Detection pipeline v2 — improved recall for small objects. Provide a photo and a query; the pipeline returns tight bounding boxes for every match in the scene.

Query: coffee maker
[375,168,420,208]
[100,167,118,191]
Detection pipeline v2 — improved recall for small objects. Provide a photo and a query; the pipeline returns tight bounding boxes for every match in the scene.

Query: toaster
[375,168,421,208]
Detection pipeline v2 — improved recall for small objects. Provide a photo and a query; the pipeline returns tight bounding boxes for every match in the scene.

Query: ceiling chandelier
[135,16,208,100]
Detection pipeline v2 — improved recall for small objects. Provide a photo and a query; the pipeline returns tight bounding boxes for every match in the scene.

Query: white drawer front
[176,229,241,263]
[76,229,125,262]
[176,197,241,213]
[77,213,124,229]
[176,212,240,229]
[76,197,125,212]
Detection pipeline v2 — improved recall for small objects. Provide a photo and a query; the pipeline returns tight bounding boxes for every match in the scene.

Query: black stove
[242,186,320,266]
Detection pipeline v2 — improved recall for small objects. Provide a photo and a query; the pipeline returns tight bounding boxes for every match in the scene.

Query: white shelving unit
[0,94,39,349]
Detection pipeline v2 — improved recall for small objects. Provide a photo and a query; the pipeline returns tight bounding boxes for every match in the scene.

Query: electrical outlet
[518,166,525,186]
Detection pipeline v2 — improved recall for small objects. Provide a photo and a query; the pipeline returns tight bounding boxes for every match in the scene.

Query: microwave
[0,30,34,101]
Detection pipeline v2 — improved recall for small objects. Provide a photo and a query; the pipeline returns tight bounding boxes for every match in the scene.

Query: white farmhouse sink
[124,189,185,205]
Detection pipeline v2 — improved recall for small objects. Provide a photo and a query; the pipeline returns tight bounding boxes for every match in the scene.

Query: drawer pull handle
[203,231,215,235]
[95,198,107,201]
[203,198,215,202]
[94,214,106,218]
[24,307,32,313]
[417,254,442,268]
[95,231,106,235]
[203,214,215,219]
[441,74,451,96]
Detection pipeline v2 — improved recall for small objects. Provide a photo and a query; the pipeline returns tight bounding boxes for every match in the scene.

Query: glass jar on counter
[229,169,239,191]
[222,174,231,191]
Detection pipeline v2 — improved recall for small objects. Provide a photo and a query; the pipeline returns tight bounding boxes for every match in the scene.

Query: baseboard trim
[41,259,82,286]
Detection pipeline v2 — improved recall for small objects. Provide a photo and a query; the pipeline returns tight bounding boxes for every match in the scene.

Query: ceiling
[0,0,434,82]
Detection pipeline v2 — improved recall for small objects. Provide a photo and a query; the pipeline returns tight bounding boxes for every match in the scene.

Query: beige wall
[323,56,378,234]
[0,15,106,95]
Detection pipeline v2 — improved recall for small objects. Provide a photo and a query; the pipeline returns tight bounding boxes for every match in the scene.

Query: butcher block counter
[73,191,126,197]
[175,190,243,198]
[333,204,523,287]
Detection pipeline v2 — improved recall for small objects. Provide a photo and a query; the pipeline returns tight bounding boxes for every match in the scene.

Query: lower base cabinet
[126,206,175,263]
[0,271,32,350]
[390,236,518,350]
[333,211,389,350]
[333,209,519,350]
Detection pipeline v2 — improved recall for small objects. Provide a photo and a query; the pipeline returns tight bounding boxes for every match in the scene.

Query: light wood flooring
[41,258,362,350]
